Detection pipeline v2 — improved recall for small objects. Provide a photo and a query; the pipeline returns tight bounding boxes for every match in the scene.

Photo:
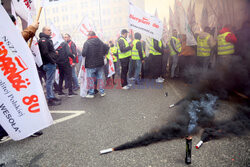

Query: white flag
[12,0,36,22]
[108,51,115,78]
[78,16,93,37]
[79,58,88,98]
[128,2,163,41]
[49,22,64,50]
[30,37,43,67]
[184,12,197,46]
[55,69,59,84]
[0,6,53,141]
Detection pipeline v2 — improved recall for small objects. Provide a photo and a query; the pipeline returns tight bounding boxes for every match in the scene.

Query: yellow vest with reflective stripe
[107,46,118,62]
[217,32,235,55]
[149,39,162,55]
[168,36,182,56]
[197,34,211,57]
[132,39,143,60]
[117,37,131,59]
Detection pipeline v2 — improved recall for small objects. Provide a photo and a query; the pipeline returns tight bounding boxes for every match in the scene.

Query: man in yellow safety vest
[117,29,133,90]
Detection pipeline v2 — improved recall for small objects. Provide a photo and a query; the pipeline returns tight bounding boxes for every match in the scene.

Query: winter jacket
[219,27,237,44]
[56,42,74,65]
[82,36,109,68]
[38,33,58,65]
[117,37,132,53]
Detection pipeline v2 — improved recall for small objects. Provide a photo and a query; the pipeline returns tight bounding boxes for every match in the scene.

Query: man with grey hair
[38,26,61,106]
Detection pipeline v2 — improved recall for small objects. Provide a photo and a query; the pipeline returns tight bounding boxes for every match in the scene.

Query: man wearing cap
[117,29,133,89]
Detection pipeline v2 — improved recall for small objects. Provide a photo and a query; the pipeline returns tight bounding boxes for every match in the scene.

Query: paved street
[0,80,249,167]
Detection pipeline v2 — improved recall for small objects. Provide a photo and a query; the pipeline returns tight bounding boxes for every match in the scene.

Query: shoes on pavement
[68,92,77,97]
[31,131,43,137]
[48,99,61,106]
[51,97,61,102]
[122,85,130,90]
[0,136,9,142]
[156,78,164,83]
[58,91,66,96]
[129,77,135,81]
[85,94,94,98]
[100,93,106,97]
[73,87,80,91]
[127,84,132,87]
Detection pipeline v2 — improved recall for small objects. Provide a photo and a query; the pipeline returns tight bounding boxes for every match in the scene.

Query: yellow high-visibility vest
[217,32,235,55]
[117,37,131,59]
[197,34,211,57]
[106,46,118,62]
[132,39,145,60]
[168,36,182,56]
[149,39,162,55]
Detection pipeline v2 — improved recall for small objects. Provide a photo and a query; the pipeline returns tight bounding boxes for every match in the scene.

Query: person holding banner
[82,31,109,98]
[38,26,61,106]
[131,32,145,85]
[117,29,133,90]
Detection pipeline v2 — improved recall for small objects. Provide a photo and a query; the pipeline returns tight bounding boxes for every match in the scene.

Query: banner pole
[28,7,43,48]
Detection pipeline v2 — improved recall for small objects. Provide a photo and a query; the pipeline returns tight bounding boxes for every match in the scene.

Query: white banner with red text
[78,16,93,37]
[128,2,163,41]
[79,58,88,98]
[12,0,36,22]
[49,22,64,50]
[0,6,53,141]
[107,51,115,78]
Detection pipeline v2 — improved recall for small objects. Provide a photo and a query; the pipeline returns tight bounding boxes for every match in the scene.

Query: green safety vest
[117,37,131,59]
[106,46,118,62]
[168,36,182,56]
[149,39,162,55]
[217,32,235,55]
[131,39,145,60]
[197,34,211,57]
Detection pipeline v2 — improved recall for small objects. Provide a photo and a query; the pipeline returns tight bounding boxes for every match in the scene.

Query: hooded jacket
[38,33,57,65]
[82,36,109,68]
[219,27,237,44]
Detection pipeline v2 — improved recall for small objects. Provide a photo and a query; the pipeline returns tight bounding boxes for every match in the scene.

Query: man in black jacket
[82,31,109,98]
[38,26,61,106]
[56,41,77,97]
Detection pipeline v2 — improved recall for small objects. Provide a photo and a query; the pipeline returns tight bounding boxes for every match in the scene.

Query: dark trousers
[120,57,130,87]
[151,54,163,78]
[58,64,73,93]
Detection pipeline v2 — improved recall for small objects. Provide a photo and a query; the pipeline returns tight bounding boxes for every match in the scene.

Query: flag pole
[28,7,43,48]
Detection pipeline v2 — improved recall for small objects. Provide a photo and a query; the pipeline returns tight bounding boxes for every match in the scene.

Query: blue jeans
[170,54,179,78]
[72,66,79,89]
[43,63,56,99]
[128,58,135,78]
[134,60,142,82]
[87,67,105,95]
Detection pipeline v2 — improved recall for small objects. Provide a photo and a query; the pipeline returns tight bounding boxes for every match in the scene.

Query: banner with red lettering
[49,22,64,50]
[78,16,93,37]
[107,51,115,78]
[0,6,53,141]
[30,37,43,67]
[79,58,88,98]
[128,2,163,41]
[12,0,36,22]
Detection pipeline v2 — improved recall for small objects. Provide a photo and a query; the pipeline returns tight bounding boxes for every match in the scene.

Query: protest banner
[49,22,64,50]
[79,58,88,98]
[128,2,163,41]
[0,6,53,141]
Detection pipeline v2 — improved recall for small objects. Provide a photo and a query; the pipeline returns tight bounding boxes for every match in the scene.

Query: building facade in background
[37,0,145,48]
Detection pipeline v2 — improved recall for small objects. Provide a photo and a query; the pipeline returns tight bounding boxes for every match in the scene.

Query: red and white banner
[49,22,64,50]
[0,6,53,141]
[30,37,43,67]
[78,16,93,37]
[108,51,115,78]
[12,0,36,22]
[79,58,88,98]
[128,2,163,41]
